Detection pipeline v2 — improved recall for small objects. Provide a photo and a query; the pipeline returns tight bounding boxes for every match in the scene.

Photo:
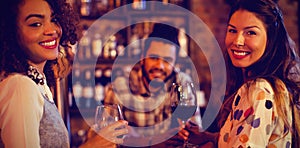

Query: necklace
[27,65,54,103]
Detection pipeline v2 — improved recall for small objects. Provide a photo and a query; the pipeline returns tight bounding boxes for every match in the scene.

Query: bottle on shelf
[92,32,103,59]
[94,68,105,105]
[132,0,147,10]
[77,25,91,61]
[114,0,122,8]
[129,26,142,59]
[115,31,127,58]
[68,87,73,108]
[178,27,188,57]
[72,69,83,108]
[108,35,117,59]
[103,35,118,59]
[162,0,169,5]
[82,69,94,108]
[102,43,110,59]
[131,0,146,10]
[116,44,125,58]
[102,67,112,86]
[93,0,108,17]
[107,0,115,11]
[79,0,92,17]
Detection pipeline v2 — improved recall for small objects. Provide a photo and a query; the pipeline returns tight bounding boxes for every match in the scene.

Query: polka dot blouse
[218,78,292,148]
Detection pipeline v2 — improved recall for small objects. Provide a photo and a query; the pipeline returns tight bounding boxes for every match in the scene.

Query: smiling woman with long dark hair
[178,0,300,147]
[219,0,300,147]
[0,0,79,147]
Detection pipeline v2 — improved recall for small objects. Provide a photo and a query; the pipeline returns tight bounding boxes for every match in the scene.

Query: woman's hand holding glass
[94,104,128,145]
[170,82,200,148]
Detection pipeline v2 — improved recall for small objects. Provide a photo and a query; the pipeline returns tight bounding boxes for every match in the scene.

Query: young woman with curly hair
[0,0,78,147]
[0,0,128,147]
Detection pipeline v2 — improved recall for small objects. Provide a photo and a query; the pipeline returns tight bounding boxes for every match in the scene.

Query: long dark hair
[0,0,79,87]
[224,0,300,145]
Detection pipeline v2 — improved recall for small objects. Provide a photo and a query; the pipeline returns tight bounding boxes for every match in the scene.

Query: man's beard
[142,65,175,89]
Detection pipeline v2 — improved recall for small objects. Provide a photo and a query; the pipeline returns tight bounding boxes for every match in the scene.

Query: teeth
[233,51,248,56]
[41,40,56,46]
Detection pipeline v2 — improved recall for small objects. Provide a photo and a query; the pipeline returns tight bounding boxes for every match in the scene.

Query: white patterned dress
[219,78,292,148]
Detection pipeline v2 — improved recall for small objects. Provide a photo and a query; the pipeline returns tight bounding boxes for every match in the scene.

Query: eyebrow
[25,14,44,21]
[147,54,174,60]
[228,24,261,30]
[25,12,55,21]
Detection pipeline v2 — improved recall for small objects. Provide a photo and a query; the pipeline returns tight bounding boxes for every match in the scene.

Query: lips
[149,69,166,78]
[231,49,251,59]
[151,72,163,77]
[39,39,58,49]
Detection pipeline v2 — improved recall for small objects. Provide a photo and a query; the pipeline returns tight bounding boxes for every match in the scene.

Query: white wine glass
[94,104,126,142]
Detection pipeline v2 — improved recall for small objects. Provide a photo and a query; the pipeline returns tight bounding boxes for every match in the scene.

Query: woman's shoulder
[0,73,43,108]
[244,78,288,95]
[0,73,39,92]
[2,73,33,82]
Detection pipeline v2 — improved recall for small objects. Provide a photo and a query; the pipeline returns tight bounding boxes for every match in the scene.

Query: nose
[233,32,245,47]
[156,58,165,68]
[44,23,61,37]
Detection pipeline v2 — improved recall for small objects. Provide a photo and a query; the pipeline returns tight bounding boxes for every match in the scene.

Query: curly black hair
[0,0,79,87]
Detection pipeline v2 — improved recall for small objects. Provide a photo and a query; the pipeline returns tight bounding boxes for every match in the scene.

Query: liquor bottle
[116,44,125,57]
[178,27,188,57]
[68,87,73,108]
[115,31,127,58]
[103,35,117,59]
[129,27,141,59]
[114,0,122,7]
[102,67,112,86]
[102,36,110,59]
[94,68,104,105]
[108,35,117,59]
[131,0,146,10]
[92,32,103,59]
[80,0,92,17]
[162,0,169,5]
[94,0,108,17]
[107,0,114,10]
[144,22,151,37]
[82,69,94,108]
[72,69,83,108]
[78,25,91,60]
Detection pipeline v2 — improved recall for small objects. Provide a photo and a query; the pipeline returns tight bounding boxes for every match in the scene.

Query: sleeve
[0,75,44,148]
[240,81,276,147]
